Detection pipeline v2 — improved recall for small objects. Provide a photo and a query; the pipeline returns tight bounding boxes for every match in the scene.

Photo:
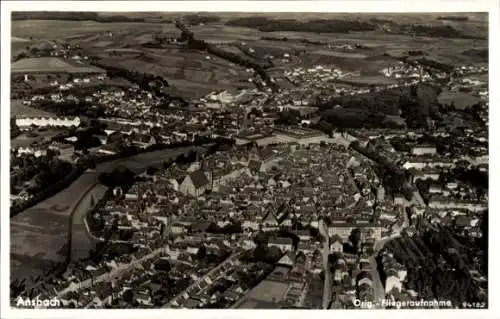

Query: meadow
[11,57,105,74]
[437,89,481,110]
[10,99,55,118]
[11,14,487,101]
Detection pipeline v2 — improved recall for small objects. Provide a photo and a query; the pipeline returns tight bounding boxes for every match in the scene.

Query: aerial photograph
[8,10,488,310]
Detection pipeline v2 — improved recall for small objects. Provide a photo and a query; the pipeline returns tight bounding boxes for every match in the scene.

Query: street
[368,236,395,309]
[318,219,331,309]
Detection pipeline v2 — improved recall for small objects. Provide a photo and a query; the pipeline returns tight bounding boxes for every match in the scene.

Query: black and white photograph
[0,1,498,318]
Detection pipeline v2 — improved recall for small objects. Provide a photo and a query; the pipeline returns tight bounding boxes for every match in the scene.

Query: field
[336,75,398,86]
[245,280,290,303]
[463,73,488,82]
[311,50,368,59]
[12,57,106,74]
[97,45,255,100]
[11,15,488,100]
[10,99,55,118]
[438,89,481,110]
[11,20,171,40]
[12,36,30,42]
[11,129,63,149]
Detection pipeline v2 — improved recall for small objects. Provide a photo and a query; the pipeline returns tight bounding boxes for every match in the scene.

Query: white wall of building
[16,116,81,129]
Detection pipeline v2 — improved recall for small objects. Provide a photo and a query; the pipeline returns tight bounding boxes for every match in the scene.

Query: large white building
[411,145,437,156]
[327,223,382,241]
[428,198,488,212]
[16,116,81,129]
[16,146,47,157]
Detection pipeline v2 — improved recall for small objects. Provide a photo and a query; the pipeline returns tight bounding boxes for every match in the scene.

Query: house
[428,197,487,212]
[170,223,187,235]
[295,230,312,242]
[384,271,402,294]
[169,177,185,192]
[179,170,211,197]
[357,271,373,287]
[186,245,199,255]
[15,116,81,129]
[455,215,473,228]
[411,145,437,156]
[277,251,296,267]
[242,218,259,231]
[297,241,314,254]
[412,170,441,182]
[241,239,257,250]
[248,160,262,173]
[261,211,279,230]
[358,259,371,271]
[329,236,343,253]
[269,237,293,252]
[133,289,152,305]
[334,267,349,282]
[328,224,382,241]
[17,189,31,201]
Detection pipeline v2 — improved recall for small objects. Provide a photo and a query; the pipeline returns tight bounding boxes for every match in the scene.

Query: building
[384,274,402,294]
[428,197,488,212]
[329,236,343,253]
[16,146,47,157]
[412,170,441,182]
[262,211,279,231]
[179,170,211,197]
[328,224,382,241]
[15,116,81,129]
[277,251,296,267]
[275,127,331,146]
[212,165,249,191]
[269,237,293,252]
[248,160,263,173]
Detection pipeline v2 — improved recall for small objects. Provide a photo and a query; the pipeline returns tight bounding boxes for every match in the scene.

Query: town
[9,11,488,310]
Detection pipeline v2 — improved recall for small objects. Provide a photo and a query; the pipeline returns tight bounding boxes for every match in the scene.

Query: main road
[318,219,332,309]
[368,186,421,309]
[367,236,394,309]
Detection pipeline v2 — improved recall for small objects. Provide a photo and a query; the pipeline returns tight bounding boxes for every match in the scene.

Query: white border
[1,1,498,319]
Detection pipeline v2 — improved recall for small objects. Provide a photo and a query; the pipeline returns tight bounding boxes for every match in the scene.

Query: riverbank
[10,146,198,283]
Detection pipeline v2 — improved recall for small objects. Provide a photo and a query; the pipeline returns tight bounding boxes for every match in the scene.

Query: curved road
[11,146,197,284]
[68,182,108,262]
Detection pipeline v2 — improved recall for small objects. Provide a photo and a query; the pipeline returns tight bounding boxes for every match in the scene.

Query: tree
[10,118,21,138]
[266,246,283,263]
[349,228,361,252]
[197,245,207,260]
[14,52,28,62]
[254,232,269,247]
[249,107,263,118]
[146,166,158,175]
[123,288,135,304]
[156,258,171,272]
[163,160,172,169]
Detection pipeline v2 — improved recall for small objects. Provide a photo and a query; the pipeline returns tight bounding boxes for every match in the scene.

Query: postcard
[1,1,497,319]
